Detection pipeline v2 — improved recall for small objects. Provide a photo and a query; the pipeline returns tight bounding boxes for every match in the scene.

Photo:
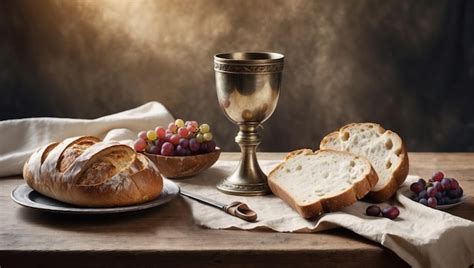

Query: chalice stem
[216,123,271,195]
[235,124,267,184]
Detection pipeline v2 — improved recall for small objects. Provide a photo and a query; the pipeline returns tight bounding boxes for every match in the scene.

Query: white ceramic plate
[11,178,180,214]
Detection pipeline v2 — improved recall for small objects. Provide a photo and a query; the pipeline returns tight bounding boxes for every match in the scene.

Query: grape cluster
[133,119,217,156]
[410,171,463,208]
[366,205,400,220]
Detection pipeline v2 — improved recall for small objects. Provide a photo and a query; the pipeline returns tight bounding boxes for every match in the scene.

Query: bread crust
[268,149,379,219]
[23,136,163,207]
[319,122,409,202]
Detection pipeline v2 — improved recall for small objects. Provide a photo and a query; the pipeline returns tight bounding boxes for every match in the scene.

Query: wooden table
[1,152,473,267]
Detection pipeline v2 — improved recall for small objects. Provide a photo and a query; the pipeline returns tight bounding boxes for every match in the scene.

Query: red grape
[188,121,198,128]
[168,123,177,133]
[155,127,166,139]
[178,127,189,138]
[164,133,172,142]
[137,131,147,140]
[161,142,174,156]
[431,171,444,182]
[170,134,180,145]
[366,205,381,217]
[133,139,147,152]
[382,207,399,219]
[187,125,197,133]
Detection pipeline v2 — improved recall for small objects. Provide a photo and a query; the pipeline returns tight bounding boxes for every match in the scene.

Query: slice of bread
[320,123,409,202]
[268,149,378,218]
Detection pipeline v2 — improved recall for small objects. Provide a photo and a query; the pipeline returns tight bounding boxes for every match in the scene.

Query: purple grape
[437,198,445,205]
[366,205,381,217]
[206,140,216,152]
[441,178,451,190]
[412,196,420,202]
[447,188,463,199]
[433,181,443,192]
[450,179,459,190]
[184,148,191,156]
[417,178,426,187]
[164,133,173,142]
[179,138,189,148]
[145,144,153,153]
[161,142,174,156]
[410,182,423,194]
[149,145,160,154]
[427,197,437,208]
[382,207,400,220]
[189,138,200,152]
[199,141,208,153]
[418,190,428,199]
[441,196,450,205]
[175,145,186,156]
[427,187,437,197]
[419,198,428,206]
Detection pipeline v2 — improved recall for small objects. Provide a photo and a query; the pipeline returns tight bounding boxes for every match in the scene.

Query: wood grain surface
[1,152,473,267]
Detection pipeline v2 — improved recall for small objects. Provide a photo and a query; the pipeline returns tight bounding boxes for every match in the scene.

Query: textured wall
[0,0,473,151]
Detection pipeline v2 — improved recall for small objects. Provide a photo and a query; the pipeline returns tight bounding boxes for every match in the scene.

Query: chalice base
[216,162,271,196]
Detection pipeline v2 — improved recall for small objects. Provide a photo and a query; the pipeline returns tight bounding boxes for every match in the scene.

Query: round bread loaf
[23,136,163,207]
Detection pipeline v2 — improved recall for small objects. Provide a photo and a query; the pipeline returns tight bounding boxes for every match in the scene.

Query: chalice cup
[214,52,284,195]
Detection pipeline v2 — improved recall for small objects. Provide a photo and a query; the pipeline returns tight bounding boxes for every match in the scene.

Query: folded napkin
[177,160,474,268]
[0,101,174,177]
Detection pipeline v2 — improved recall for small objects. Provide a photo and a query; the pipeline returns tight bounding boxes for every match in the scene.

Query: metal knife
[180,190,257,222]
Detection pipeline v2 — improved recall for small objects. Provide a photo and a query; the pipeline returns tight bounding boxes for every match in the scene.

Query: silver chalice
[214,52,284,195]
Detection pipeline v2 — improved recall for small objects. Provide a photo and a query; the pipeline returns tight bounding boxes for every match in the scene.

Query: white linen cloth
[0,101,174,177]
[1,102,472,267]
[177,160,474,268]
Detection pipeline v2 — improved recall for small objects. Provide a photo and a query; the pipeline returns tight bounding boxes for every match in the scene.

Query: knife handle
[223,201,257,222]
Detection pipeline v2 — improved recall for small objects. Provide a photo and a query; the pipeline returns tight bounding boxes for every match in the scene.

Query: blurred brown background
[0,0,473,152]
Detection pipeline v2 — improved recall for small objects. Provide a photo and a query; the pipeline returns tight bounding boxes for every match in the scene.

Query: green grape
[175,119,185,128]
[203,132,213,141]
[199,123,210,133]
[147,130,157,141]
[196,133,204,143]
